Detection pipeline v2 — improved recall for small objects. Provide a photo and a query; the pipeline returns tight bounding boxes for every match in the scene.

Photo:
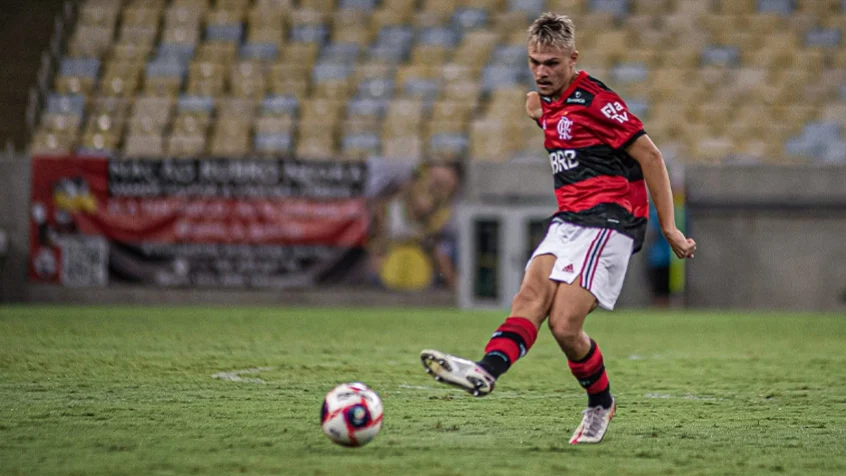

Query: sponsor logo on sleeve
[601,101,629,123]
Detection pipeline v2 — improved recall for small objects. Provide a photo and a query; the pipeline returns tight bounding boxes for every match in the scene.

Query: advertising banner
[29,156,463,291]
[30,156,369,287]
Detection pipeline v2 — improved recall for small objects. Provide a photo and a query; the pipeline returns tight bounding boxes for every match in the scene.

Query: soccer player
[420,13,697,444]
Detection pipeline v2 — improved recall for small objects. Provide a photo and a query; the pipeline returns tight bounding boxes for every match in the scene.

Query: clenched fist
[664,228,697,259]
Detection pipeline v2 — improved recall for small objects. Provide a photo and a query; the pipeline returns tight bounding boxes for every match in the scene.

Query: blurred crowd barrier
[4,156,844,311]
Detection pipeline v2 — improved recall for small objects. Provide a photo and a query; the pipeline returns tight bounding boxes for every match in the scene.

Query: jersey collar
[541,70,588,108]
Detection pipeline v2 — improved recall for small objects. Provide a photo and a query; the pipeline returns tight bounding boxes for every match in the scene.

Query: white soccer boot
[569,398,616,444]
[420,349,496,397]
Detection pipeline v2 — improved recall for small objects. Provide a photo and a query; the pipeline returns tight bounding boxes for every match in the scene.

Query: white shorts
[527,219,634,310]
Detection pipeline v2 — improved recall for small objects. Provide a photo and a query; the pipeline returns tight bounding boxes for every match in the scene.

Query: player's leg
[548,281,615,444]
[420,254,558,396]
[475,253,557,377]
[547,280,611,403]
[549,230,634,444]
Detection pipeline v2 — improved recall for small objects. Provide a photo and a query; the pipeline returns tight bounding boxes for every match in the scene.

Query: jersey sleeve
[585,91,646,150]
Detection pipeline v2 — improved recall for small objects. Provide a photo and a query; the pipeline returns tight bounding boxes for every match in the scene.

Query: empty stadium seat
[124,133,165,159]
[342,132,381,161]
[25,0,846,164]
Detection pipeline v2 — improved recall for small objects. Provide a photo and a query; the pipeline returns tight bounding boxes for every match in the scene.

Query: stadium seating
[30,0,846,164]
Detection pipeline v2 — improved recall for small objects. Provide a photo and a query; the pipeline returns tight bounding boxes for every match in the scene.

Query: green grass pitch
[1,305,845,475]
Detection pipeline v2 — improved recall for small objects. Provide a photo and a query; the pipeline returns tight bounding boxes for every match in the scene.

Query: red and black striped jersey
[538,70,648,252]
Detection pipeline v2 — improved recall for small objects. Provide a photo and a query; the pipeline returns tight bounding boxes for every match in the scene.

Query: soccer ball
[321,382,383,447]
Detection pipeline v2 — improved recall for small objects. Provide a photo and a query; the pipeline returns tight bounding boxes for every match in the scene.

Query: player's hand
[526,91,543,120]
[664,228,697,259]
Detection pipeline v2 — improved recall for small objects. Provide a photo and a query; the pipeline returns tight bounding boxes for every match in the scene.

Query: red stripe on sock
[503,317,538,348]
[568,341,610,394]
[585,372,609,395]
[567,345,605,378]
[484,338,522,363]
[484,317,538,363]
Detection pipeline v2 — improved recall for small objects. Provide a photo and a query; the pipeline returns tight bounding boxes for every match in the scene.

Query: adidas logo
[562,264,574,273]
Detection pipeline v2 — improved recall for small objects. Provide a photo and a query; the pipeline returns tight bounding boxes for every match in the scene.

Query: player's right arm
[525,92,543,120]
[626,134,696,259]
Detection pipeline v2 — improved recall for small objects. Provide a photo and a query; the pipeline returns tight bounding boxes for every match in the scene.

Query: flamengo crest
[557,116,573,140]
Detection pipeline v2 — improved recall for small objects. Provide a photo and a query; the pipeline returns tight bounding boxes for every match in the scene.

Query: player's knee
[511,284,551,318]
[548,312,583,347]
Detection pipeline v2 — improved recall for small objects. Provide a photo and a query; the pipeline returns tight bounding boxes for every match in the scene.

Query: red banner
[29,156,369,287]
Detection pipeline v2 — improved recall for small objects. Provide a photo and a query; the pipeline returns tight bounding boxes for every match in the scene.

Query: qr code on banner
[59,236,108,287]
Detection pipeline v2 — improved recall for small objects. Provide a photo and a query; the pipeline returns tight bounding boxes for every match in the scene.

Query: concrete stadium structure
[2,155,844,311]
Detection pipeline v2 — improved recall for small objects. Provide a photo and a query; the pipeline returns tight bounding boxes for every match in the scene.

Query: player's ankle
[588,388,613,409]
[478,353,509,378]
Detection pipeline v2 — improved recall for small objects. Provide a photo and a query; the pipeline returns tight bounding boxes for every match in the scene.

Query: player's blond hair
[527,13,576,52]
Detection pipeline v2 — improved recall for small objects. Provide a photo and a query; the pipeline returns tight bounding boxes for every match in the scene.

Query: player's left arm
[587,92,695,259]
[626,135,696,259]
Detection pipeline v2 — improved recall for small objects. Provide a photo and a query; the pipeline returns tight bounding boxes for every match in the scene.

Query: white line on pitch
[211,366,275,384]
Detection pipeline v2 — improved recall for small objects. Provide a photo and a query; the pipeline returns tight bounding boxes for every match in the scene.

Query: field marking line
[396,384,582,399]
[627,354,664,360]
[211,366,275,384]
[398,384,433,390]
[644,393,721,401]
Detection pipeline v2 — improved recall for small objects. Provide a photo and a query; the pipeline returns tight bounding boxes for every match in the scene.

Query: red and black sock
[568,339,613,409]
[478,317,538,378]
